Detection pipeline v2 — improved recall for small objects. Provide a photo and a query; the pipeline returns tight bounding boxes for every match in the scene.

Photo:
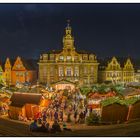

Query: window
[67,56,72,61]
[50,67,54,76]
[84,79,88,84]
[84,67,87,74]
[19,72,23,77]
[113,66,116,70]
[74,56,78,61]
[59,56,64,60]
[43,54,48,60]
[43,67,47,76]
[16,72,19,76]
[74,67,79,76]
[83,55,88,60]
[91,66,94,73]
[66,67,71,76]
[16,64,21,69]
[113,60,116,64]
[89,55,94,60]
[50,54,55,60]
[59,67,63,76]
[25,72,28,76]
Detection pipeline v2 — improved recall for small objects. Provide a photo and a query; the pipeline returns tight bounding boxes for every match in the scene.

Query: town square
[0,3,140,137]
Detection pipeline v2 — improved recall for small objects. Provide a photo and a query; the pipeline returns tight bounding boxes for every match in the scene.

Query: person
[59,111,63,122]
[42,113,47,122]
[63,122,72,131]
[90,107,92,114]
[79,112,84,123]
[29,120,39,132]
[45,121,50,132]
[38,117,42,125]
[67,112,71,122]
[74,110,78,123]
[51,120,61,133]
[50,110,53,121]
[54,111,59,121]
[39,122,47,132]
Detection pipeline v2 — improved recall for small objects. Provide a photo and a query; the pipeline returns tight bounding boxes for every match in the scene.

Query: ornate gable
[5,58,12,69]
[12,57,26,71]
[106,57,121,70]
[123,58,134,70]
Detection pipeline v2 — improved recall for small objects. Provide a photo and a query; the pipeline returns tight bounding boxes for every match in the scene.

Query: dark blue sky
[0,3,140,61]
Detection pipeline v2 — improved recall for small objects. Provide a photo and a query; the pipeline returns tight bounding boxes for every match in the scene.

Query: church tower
[63,20,75,51]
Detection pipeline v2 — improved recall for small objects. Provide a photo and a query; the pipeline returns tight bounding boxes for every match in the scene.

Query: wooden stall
[9,92,43,120]
[127,100,140,121]
[101,103,128,124]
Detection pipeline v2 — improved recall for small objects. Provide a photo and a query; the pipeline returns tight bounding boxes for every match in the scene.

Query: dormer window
[67,56,71,60]
[83,55,88,60]
[59,56,64,60]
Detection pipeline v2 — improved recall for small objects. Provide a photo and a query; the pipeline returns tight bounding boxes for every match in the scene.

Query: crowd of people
[29,89,92,133]
[29,119,71,133]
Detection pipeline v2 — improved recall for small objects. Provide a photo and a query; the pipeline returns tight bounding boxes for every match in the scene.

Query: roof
[42,49,96,55]
[47,50,62,54]
[132,59,140,71]
[10,92,42,107]
[98,57,112,70]
[98,57,134,70]
[21,58,37,71]
[122,88,140,96]
[51,79,76,85]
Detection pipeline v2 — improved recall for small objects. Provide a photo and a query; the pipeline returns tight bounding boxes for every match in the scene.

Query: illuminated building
[98,57,135,84]
[4,56,37,86]
[38,21,99,86]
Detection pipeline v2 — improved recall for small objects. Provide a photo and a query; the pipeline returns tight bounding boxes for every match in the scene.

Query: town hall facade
[38,22,99,86]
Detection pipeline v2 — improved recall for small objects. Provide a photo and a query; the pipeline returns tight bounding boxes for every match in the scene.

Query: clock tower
[63,20,75,51]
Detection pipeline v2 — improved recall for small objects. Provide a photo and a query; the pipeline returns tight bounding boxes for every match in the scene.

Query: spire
[65,19,72,35]
[67,19,70,28]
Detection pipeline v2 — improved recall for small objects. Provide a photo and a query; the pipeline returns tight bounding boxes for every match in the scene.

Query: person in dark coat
[51,121,61,133]
[29,120,39,132]
[54,111,59,121]
[74,110,78,123]
[39,122,47,132]
[42,113,47,122]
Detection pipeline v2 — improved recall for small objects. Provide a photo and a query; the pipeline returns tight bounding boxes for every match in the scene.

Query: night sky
[0,3,140,61]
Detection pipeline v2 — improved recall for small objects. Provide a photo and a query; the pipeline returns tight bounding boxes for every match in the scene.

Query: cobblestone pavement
[0,116,140,136]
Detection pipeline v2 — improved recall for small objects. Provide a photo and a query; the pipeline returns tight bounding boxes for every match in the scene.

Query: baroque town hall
[38,22,99,86]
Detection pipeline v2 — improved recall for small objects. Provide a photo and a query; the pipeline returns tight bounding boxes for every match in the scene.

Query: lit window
[91,66,94,73]
[16,72,19,76]
[74,56,78,61]
[66,67,71,76]
[59,56,64,60]
[59,67,63,76]
[84,67,87,74]
[67,56,71,61]
[74,67,79,76]
[16,64,21,69]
